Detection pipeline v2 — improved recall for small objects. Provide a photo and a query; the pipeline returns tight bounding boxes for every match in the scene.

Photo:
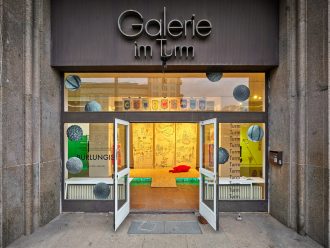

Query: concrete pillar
[32,0,41,230]
[0,1,3,247]
[328,0,330,246]
[24,0,34,235]
[270,0,329,246]
[0,0,61,246]
[296,0,307,235]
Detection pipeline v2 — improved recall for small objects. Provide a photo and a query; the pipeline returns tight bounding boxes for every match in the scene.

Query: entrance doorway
[129,122,200,211]
[113,118,219,231]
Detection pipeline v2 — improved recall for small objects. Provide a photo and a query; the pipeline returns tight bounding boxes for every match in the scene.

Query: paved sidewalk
[8,213,322,248]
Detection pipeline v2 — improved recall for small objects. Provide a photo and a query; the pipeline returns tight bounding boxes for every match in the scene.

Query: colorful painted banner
[206,101,214,111]
[199,99,206,111]
[133,99,141,110]
[142,99,149,110]
[123,99,131,110]
[161,99,169,110]
[180,98,188,109]
[190,98,196,110]
[152,99,159,110]
[170,99,178,110]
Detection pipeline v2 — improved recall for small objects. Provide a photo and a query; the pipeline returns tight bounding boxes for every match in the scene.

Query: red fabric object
[169,165,191,173]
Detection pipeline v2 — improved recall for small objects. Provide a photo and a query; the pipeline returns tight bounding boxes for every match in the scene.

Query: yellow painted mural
[131,123,198,169]
[132,123,154,168]
[175,123,197,168]
[154,123,176,168]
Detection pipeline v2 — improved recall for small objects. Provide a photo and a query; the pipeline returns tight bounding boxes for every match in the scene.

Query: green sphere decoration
[85,100,102,112]
[218,147,229,164]
[233,85,250,102]
[67,125,83,141]
[206,72,222,82]
[247,125,264,142]
[93,182,110,199]
[66,157,83,174]
[64,75,81,91]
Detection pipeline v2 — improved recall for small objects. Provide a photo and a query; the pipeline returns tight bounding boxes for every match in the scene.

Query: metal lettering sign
[117,7,212,60]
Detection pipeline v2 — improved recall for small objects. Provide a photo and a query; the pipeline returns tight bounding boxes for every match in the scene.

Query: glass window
[116,123,127,173]
[117,175,128,210]
[64,123,113,200]
[218,123,266,200]
[64,73,265,112]
[201,175,215,210]
[202,123,215,171]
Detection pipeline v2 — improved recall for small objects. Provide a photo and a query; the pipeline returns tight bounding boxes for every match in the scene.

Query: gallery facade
[0,0,329,247]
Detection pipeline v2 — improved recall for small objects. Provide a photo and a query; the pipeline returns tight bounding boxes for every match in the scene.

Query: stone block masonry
[0,0,61,247]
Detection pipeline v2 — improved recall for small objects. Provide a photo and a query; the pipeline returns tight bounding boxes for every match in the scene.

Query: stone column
[0,0,61,247]
[296,0,307,235]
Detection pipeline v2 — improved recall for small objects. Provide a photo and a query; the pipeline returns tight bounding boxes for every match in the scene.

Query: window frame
[61,72,269,213]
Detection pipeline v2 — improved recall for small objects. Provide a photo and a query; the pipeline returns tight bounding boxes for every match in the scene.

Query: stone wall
[0,0,61,247]
[269,0,329,246]
[0,0,329,247]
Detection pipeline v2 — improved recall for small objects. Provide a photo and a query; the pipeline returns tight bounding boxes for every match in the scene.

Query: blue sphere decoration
[67,125,83,141]
[85,100,102,112]
[233,85,250,102]
[218,147,230,164]
[66,157,83,174]
[206,72,222,82]
[65,75,81,91]
[247,125,264,142]
[93,182,110,199]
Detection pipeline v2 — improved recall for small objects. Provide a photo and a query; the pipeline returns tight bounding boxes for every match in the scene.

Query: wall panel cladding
[269,0,329,246]
[305,0,329,245]
[268,0,291,228]
[1,0,62,247]
[39,0,62,228]
[51,0,279,68]
[2,0,26,246]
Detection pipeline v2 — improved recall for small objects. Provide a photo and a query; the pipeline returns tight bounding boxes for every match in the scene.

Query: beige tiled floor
[8,213,323,248]
[130,185,199,211]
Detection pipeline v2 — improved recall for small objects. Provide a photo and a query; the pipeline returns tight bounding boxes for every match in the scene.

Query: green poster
[68,135,89,177]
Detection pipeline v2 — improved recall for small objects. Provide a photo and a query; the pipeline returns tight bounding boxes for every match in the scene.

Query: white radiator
[67,184,126,200]
[66,184,262,201]
[204,185,263,200]
[219,185,263,200]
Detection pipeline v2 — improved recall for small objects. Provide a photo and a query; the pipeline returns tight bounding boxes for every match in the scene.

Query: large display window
[64,122,266,201]
[62,72,268,212]
[64,73,265,112]
[218,123,266,200]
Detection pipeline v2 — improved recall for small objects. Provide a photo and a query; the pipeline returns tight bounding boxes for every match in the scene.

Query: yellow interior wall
[218,123,241,178]
[132,123,198,169]
[175,123,198,167]
[240,124,263,177]
[154,123,176,168]
[132,123,154,168]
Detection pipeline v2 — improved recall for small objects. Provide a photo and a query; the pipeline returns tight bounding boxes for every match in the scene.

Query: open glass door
[199,118,219,230]
[113,118,130,231]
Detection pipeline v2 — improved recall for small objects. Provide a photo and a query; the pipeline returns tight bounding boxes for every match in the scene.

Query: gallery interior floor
[130,168,199,211]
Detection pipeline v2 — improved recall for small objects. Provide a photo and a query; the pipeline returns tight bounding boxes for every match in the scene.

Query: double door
[113,118,219,231]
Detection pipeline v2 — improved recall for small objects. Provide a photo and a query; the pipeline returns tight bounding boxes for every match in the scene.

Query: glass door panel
[114,118,130,231]
[199,118,219,230]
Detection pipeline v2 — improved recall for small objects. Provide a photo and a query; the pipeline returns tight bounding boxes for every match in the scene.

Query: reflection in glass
[94,182,111,199]
[202,175,214,211]
[218,123,265,200]
[202,124,214,171]
[117,175,128,210]
[64,73,265,112]
[64,123,114,200]
[116,124,127,172]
